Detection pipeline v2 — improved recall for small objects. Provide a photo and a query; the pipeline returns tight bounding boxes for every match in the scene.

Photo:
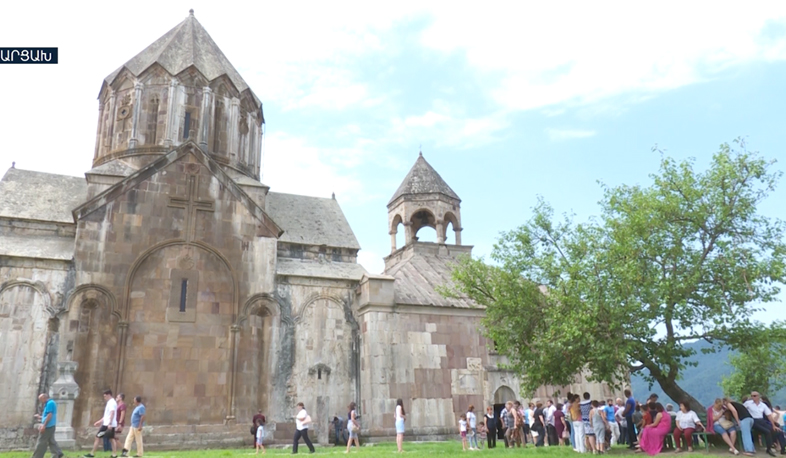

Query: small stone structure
[50,361,80,449]
[0,10,613,450]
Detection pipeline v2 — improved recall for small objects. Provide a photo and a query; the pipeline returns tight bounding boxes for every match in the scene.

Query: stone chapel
[0,11,611,450]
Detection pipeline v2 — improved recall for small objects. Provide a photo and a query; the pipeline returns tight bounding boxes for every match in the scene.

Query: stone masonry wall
[0,254,72,451]
[65,149,278,447]
[359,309,488,440]
[267,278,359,445]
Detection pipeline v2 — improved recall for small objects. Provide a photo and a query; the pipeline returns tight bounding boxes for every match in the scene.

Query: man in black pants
[485,406,497,448]
[744,392,778,457]
[293,403,315,454]
[622,389,637,449]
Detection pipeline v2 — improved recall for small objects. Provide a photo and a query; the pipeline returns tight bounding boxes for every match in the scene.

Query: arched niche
[122,242,235,425]
[65,285,120,429]
[292,294,356,444]
[0,280,53,427]
[235,294,285,422]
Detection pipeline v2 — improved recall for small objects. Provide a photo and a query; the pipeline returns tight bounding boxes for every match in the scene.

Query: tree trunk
[654,375,705,413]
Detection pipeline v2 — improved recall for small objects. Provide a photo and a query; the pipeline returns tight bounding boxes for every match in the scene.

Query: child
[255,417,266,455]
[459,414,468,451]
[477,421,487,449]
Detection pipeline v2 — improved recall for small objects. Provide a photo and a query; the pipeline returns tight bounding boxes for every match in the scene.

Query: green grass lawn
[0,442,735,458]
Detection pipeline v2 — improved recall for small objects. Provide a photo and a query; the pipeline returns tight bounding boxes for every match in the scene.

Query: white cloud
[547,129,597,141]
[418,2,786,111]
[391,107,510,149]
[262,131,366,202]
[357,250,385,275]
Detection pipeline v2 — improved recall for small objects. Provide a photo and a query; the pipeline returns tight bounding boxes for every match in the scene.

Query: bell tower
[92,10,264,180]
[387,152,463,253]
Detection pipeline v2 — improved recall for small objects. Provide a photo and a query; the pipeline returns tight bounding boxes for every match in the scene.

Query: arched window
[148,96,159,144]
[213,100,223,153]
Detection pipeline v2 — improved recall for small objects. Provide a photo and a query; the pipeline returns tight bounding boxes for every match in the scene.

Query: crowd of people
[31,386,786,456]
[32,389,146,458]
[455,389,786,455]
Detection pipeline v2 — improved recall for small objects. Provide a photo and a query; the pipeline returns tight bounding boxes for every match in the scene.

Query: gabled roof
[388,153,460,206]
[103,10,256,101]
[73,141,282,238]
[384,243,477,309]
[266,192,361,250]
[0,168,87,224]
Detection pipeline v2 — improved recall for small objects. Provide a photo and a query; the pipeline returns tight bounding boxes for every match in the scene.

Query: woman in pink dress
[637,403,672,456]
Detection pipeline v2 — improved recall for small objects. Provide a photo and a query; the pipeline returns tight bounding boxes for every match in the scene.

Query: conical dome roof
[388,153,460,205]
[102,10,256,100]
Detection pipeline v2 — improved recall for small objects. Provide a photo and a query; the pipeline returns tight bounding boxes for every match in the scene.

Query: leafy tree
[444,141,786,411]
[720,333,786,401]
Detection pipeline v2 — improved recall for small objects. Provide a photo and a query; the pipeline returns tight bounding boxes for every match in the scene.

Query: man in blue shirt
[121,396,146,457]
[32,393,63,458]
[622,389,637,449]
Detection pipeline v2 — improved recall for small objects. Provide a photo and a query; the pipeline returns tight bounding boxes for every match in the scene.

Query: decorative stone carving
[49,361,79,449]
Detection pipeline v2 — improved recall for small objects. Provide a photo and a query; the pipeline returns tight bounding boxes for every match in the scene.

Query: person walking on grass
[345,402,360,453]
[85,389,118,458]
[255,415,266,455]
[395,399,406,453]
[467,405,479,450]
[32,393,63,458]
[121,396,145,458]
[502,401,515,448]
[114,394,127,455]
[293,402,315,454]
[459,413,469,451]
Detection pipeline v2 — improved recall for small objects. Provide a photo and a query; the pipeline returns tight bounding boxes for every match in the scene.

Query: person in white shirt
[85,389,118,458]
[293,402,315,454]
[744,392,776,456]
[616,398,628,446]
[467,405,479,450]
[395,399,406,453]
[545,400,557,446]
[674,401,703,452]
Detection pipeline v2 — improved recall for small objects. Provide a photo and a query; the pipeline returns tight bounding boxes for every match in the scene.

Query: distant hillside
[630,340,786,408]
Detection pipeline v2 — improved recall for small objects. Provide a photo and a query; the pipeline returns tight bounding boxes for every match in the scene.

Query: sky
[1,1,785,322]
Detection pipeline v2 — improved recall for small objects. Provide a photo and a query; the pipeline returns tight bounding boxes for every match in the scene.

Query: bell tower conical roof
[388,152,460,206]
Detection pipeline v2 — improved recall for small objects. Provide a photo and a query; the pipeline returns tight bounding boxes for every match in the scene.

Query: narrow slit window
[318,368,322,380]
[183,111,191,139]
[179,279,188,312]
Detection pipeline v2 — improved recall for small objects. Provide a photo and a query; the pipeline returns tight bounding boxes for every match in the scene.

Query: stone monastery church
[0,11,610,449]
